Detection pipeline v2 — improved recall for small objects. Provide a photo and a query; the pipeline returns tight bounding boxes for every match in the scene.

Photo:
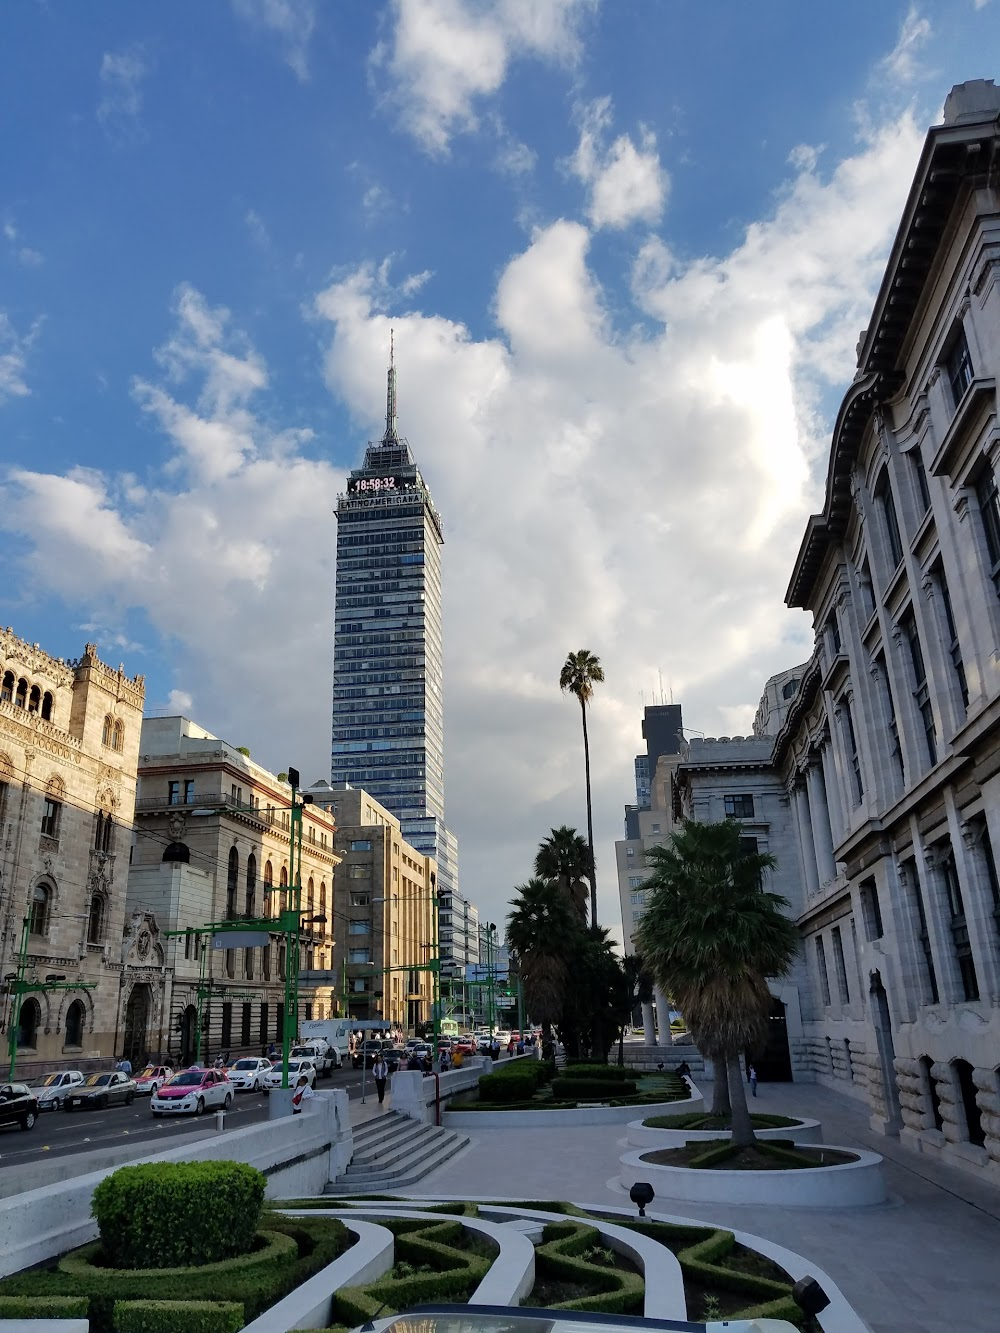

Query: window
[17,998,40,1049]
[935,564,968,710]
[724,794,755,818]
[350,891,371,907]
[349,948,371,964]
[627,875,644,889]
[64,999,85,1049]
[739,836,759,855]
[860,880,884,941]
[241,1003,252,1047]
[351,977,369,993]
[351,839,372,852]
[906,859,939,1004]
[840,696,863,803]
[40,798,60,839]
[348,920,369,935]
[815,936,832,1006]
[113,719,124,752]
[858,557,876,621]
[184,779,195,803]
[246,853,257,917]
[825,611,842,656]
[781,677,800,700]
[978,822,1000,935]
[920,1056,944,1130]
[876,472,904,568]
[41,691,52,721]
[259,1003,269,1045]
[875,653,903,783]
[226,847,239,919]
[902,613,936,766]
[0,671,12,702]
[102,715,114,747]
[167,781,180,806]
[945,328,974,406]
[349,865,371,879]
[941,850,979,1002]
[630,892,646,906]
[221,1003,233,1048]
[976,466,1000,591]
[29,883,50,936]
[831,925,851,1004]
[626,846,634,858]
[87,893,106,945]
[910,449,931,515]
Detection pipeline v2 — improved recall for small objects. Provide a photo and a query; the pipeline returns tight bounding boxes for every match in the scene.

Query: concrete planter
[619,1143,887,1207]
[626,1116,823,1149]
[442,1080,703,1130]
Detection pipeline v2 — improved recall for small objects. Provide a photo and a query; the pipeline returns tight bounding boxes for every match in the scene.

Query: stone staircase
[325,1111,470,1195]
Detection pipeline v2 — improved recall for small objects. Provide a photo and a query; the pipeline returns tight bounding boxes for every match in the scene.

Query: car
[404,1038,424,1050]
[454,1037,476,1056]
[31,1070,85,1111]
[151,1067,232,1116]
[291,1041,340,1075]
[134,1065,173,1097]
[64,1071,137,1111]
[263,1059,317,1091]
[227,1056,272,1092]
[371,1047,407,1074]
[0,1082,39,1131]
[352,1040,387,1069]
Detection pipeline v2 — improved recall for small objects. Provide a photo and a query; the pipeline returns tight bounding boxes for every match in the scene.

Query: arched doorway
[180,1004,198,1066]
[123,984,152,1068]
[17,997,41,1049]
[870,970,901,1131]
[64,999,86,1049]
[748,995,793,1081]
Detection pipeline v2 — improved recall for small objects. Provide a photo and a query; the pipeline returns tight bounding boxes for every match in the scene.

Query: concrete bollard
[214,1109,226,1133]
[268,1087,295,1120]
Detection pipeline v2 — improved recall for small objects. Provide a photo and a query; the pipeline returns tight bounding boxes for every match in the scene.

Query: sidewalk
[398,1080,999,1333]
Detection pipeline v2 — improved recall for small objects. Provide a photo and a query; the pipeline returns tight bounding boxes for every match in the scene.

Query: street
[0,1064,377,1166]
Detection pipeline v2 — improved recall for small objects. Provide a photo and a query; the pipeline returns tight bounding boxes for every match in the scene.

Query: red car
[453,1037,477,1056]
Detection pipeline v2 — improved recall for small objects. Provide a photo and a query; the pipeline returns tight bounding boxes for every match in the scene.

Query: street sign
[213,931,270,950]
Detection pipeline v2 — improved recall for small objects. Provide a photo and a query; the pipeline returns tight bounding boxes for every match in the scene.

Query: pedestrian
[372,1055,389,1106]
[491,1039,500,1062]
[292,1074,314,1114]
[748,1064,758,1097]
[675,1060,691,1079]
[507,1038,515,1058]
[397,1052,409,1071]
[268,1041,277,1060]
[440,1047,451,1072]
[516,1038,525,1055]
[117,1055,132,1076]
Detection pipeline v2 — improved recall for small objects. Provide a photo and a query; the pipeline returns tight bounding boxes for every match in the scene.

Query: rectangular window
[220,1003,232,1047]
[815,936,832,1006]
[350,891,371,907]
[859,557,876,621]
[976,467,1000,589]
[348,865,371,879]
[183,779,195,803]
[941,851,979,1002]
[910,449,931,515]
[860,880,884,941]
[875,654,903,783]
[167,781,180,806]
[626,846,634,857]
[840,696,863,803]
[724,794,755,818]
[902,612,936,766]
[831,926,851,1004]
[348,948,371,964]
[936,564,969,710]
[275,1002,284,1042]
[627,875,644,889]
[350,839,372,852]
[877,474,904,568]
[348,920,369,935]
[945,328,974,406]
[40,798,60,839]
[259,1003,269,1045]
[826,611,842,656]
[351,977,369,993]
[630,891,646,906]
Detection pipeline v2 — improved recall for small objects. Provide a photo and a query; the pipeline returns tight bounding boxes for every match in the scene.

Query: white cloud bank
[0,106,924,931]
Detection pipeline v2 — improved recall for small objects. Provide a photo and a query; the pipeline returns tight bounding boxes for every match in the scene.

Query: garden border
[441,1081,703,1130]
[626,1116,823,1149]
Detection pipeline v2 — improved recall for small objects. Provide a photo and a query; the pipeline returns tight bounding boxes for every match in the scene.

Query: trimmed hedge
[114,1300,244,1333]
[550,1077,637,1100]
[92,1161,266,1269]
[476,1070,538,1103]
[0,1295,89,1318]
[533,1221,643,1315]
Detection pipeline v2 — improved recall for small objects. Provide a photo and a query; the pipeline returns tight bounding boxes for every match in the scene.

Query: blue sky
[1,1,998,939]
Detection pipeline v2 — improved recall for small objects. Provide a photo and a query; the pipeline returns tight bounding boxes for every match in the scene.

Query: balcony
[134,792,272,828]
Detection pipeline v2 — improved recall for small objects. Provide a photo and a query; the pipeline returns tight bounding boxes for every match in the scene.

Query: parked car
[227,1057,272,1092]
[31,1070,85,1111]
[134,1065,173,1097]
[151,1068,232,1117]
[263,1059,317,1091]
[0,1083,38,1131]
[64,1071,136,1111]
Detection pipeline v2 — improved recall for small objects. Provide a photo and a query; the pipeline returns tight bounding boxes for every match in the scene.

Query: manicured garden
[454,1059,689,1110]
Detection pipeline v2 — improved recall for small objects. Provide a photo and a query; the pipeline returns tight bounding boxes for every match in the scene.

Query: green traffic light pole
[6,915,95,1080]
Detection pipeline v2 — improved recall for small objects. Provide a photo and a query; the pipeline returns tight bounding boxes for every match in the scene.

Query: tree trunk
[710,1055,731,1117]
[727,1053,756,1147]
[580,697,598,927]
[617,1029,625,1066]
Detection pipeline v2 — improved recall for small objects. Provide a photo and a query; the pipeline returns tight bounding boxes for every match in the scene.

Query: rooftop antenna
[382,327,399,445]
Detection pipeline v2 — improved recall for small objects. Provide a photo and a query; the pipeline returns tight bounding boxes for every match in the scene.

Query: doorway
[749,995,793,1081]
[123,984,151,1068]
[180,1004,198,1065]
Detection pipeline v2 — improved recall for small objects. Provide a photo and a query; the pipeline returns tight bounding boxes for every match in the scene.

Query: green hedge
[113,1300,244,1333]
[0,1295,89,1319]
[550,1077,637,1100]
[533,1221,644,1315]
[92,1161,266,1269]
[0,1216,348,1333]
[477,1070,538,1102]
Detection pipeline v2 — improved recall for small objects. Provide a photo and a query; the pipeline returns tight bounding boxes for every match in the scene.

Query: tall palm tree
[635,819,798,1145]
[506,877,579,1044]
[534,826,590,925]
[559,650,604,927]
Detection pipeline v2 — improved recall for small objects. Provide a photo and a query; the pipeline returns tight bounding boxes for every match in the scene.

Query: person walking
[372,1055,389,1106]
[292,1074,314,1114]
[117,1056,132,1076]
[748,1064,758,1097]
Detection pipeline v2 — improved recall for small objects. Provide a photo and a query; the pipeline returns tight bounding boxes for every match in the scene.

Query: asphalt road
[0,1064,378,1166]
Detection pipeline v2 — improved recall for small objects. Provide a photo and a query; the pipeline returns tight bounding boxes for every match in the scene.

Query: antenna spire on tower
[383,327,399,444]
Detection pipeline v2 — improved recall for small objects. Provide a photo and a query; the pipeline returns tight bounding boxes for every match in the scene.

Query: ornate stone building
[0,630,145,1072]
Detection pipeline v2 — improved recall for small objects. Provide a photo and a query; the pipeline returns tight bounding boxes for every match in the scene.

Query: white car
[32,1070,85,1111]
[150,1067,232,1116]
[263,1059,317,1091]
[227,1057,272,1092]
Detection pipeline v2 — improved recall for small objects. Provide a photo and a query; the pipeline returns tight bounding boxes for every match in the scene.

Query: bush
[92,1161,266,1269]
[0,1296,89,1318]
[477,1070,537,1103]
[114,1300,244,1333]
[550,1077,636,1100]
[533,1222,643,1314]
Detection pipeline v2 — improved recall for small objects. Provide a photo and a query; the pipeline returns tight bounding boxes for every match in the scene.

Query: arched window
[113,719,125,752]
[278,944,286,979]
[319,881,327,929]
[30,882,50,936]
[0,671,13,703]
[262,944,271,980]
[17,998,40,1048]
[226,847,239,919]
[41,691,53,721]
[64,999,85,1049]
[279,864,288,914]
[28,684,41,714]
[94,811,105,851]
[102,814,114,854]
[162,841,190,863]
[264,860,273,886]
[102,715,114,747]
[14,678,27,708]
[246,852,257,917]
[307,876,315,916]
[279,865,288,887]
[87,893,106,945]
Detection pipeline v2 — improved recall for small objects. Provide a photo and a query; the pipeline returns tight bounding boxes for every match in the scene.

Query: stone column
[641,1002,656,1047]
[654,988,673,1047]
[794,780,820,898]
[806,759,837,885]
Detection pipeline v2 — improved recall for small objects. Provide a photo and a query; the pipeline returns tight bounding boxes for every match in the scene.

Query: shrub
[533,1222,644,1314]
[92,1161,266,1269]
[113,1300,244,1333]
[0,1296,89,1318]
[477,1070,537,1103]
[550,1077,636,1100]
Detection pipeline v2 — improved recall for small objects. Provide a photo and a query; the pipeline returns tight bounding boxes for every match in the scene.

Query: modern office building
[331,351,461,902]
[439,887,479,980]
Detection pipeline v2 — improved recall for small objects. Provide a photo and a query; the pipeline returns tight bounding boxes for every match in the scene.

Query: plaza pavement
[354,1079,1000,1333]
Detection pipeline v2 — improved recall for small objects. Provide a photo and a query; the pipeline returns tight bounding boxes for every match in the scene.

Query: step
[346,1127,463,1179]
[326,1133,469,1195]
[352,1123,441,1170]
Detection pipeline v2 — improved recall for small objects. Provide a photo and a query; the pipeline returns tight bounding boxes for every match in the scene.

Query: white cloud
[569,97,669,229]
[231,0,317,81]
[0,313,40,403]
[167,689,194,713]
[245,209,270,249]
[372,0,596,154]
[97,48,148,139]
[880,5,932,85]
[4,215,44,267]
[1,105,926,933]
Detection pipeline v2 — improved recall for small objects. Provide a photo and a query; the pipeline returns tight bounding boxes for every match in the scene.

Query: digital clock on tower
[348,475,407,494]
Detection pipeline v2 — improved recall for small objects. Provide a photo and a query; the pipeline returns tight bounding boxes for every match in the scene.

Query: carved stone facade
[0,629,145,1071]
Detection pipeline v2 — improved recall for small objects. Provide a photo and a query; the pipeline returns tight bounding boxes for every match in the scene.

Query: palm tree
[559,650,605,927]
[635,819,798,1146]
[534,826,590,925]
[506,878,579,1045]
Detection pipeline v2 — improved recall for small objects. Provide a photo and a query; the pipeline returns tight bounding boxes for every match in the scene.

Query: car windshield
[35,1074,62,1087]
[285,1062,302,1073]
[138,1067,157,1078]
[233,1059,259,1070]
[85,1074,113,1087]
[168,1072,205,1087]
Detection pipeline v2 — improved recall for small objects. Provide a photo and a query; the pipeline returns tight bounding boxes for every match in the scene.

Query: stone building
[309,783,436,1033]
[126,718,339,1066]
[0,631,144,1072]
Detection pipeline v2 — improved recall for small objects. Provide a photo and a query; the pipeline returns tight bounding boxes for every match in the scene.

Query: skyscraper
[331,347,460,901]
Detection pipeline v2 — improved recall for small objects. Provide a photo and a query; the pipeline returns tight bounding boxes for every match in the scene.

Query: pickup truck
[290,1040,339,1075]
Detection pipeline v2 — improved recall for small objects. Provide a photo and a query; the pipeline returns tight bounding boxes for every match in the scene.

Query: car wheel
[20,1111,36,1131]
[252,1077,260,1092]
[151,1083,159,1097]
[223,1093,232,1110]
[100,1095,109,1110]
[125,1092,135,1106]
[52,1097,62,1111]
[194,1096,205,1116]
[152,1110,162,1118]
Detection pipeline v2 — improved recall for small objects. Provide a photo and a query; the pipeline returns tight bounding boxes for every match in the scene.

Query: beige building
[127,718,339,1066]
[308,784,436,1032]
[0,631,144,1073]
